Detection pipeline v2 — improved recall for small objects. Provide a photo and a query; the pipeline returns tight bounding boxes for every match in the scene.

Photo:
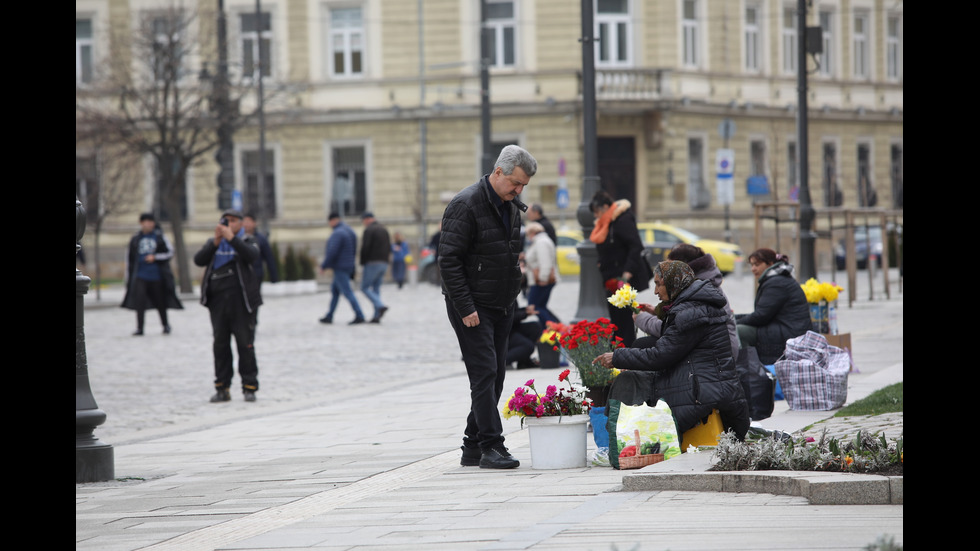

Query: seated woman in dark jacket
[736,248,812,365]
[593,260,749,440]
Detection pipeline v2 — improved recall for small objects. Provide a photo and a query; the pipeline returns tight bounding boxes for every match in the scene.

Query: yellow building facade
[76,0,902,277]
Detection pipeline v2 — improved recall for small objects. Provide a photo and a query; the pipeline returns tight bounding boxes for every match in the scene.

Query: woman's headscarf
[652,261,696,320]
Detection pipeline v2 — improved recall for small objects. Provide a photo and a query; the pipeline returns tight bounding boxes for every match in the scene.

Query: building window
[76,19,94,85]
[151,15,182,83]
[682,0,700,68]
[687,137,709,209]
[744,4,761,73]
[329,7,364,77]
[852,11,869,79]
[887,15,902,81]
[243,149,277,218]
[485,0,516,68]
[596,0,631,67]
[241,11,272,80]
[822,142,842,207]
[890,144,903,208]
[332,146,367,217]
[781,7,796,74]
[818,10,834,77]
[786,141,799,200]
[856,143,877,207]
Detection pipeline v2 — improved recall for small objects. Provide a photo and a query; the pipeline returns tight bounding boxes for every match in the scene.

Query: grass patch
[835,382,903,417]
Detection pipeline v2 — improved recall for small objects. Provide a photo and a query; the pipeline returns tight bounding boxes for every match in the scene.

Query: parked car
[834,226,884,270]
[555,229,585,276]
[636,222,743,275]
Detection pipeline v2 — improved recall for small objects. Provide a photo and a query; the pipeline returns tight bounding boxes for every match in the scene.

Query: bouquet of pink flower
[502,369,591,422]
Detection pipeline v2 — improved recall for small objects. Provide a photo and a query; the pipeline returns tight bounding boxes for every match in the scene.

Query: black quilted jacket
[612,279,749,438]
[736,262,813,364]
[438,177,523,318]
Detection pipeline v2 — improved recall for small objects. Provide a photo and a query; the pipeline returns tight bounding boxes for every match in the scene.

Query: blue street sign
[556,188,570,209]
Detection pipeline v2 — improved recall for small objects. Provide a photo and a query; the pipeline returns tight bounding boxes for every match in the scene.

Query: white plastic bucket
[524,415,589,469]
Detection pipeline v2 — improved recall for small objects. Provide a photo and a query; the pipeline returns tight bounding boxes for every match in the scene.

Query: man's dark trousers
[209,287,259,392]
[446,299,513,451]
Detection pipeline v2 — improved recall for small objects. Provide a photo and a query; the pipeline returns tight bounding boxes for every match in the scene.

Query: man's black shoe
[377,306,389,320]
[348,317,366,325]
[480,446,519,469]
[369,317,381,324]
[319,316,333,324]
[210,389,231,403]
[460,446,481,466]
[243,390,256,402]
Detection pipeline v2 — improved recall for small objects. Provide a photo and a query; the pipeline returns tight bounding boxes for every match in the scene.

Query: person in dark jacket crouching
[593,260,749,441]
[194,209,263,404]
[736,248,812,365]
[439,144,536,469]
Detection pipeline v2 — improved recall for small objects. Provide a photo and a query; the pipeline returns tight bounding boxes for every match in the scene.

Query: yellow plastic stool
[680,409,724,451]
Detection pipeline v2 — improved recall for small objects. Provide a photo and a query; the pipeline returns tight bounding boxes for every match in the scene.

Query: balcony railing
[595,69,667,100]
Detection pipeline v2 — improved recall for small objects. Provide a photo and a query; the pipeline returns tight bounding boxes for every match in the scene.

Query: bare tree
[76,139,144,301]
[76,3,258,293]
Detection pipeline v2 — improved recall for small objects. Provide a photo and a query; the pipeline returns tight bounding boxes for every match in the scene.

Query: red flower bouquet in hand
[552,318,625,388]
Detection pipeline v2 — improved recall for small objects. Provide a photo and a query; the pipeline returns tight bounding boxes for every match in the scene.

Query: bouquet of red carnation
[554,318,625,388]
[604,278,626,293]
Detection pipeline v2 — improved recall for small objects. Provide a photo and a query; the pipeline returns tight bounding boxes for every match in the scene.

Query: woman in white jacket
[524,222,561,328]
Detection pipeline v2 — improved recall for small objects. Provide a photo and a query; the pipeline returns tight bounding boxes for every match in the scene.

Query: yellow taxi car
[555,228,585,276]
[637,222,743,275]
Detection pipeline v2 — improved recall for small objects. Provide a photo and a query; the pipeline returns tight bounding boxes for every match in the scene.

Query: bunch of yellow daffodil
[800,278,844,304]
[607,283,640,313]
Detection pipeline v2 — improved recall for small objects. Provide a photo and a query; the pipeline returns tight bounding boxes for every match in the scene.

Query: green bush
[298,248,316,280]
[283,245,300,281]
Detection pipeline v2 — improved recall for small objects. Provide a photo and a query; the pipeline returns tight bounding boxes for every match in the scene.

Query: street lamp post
[796,0,817,281]
[76,198,114,483]
[574,0,606,322]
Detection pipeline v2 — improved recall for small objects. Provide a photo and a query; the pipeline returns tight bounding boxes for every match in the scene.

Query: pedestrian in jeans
[359,212,391,323]
[319,212,367,325]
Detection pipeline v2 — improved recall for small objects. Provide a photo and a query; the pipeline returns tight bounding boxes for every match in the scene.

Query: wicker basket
[618,429,665,470]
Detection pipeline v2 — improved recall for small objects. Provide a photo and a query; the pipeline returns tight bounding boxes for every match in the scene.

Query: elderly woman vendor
[593,260,749,440]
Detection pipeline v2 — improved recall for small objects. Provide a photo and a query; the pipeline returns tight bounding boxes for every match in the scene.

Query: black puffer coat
[611,279,749,438]
[736,261,812,364]
[438,177,523,318]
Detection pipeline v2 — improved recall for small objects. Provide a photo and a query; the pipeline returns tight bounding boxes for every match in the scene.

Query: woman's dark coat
[612,279,749,438]
[737,261,812,364]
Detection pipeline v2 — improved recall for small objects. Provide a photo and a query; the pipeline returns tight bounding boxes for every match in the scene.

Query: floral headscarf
[652,260,695,320]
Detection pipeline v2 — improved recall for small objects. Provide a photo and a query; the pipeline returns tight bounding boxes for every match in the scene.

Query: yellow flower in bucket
[801,278,844,304]
[607,283,640,313]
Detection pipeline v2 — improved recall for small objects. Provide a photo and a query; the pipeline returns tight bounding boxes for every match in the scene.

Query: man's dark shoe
[516,358,540,369]
[348,317,366,325]
[480,446,519,469]
[319,316,333,324]
[377,306,389,320]
[243,390,256,402]
[210,389,231,403]
[369,317,381,324]
[132,330,144,336]
[460,446,481,466]
[163,325,171,334]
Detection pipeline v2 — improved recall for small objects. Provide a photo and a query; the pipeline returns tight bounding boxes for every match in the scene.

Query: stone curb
[620,470,903,505]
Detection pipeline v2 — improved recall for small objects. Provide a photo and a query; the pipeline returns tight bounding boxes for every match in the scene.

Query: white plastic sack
[774,331,849,410]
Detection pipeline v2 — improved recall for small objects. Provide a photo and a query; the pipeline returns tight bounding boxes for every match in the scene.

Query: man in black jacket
[359,212,391,323]
[439,144,537,469]
[194,209,263,403]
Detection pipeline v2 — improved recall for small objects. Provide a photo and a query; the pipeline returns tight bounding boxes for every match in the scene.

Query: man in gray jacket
[439,145,537,469]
